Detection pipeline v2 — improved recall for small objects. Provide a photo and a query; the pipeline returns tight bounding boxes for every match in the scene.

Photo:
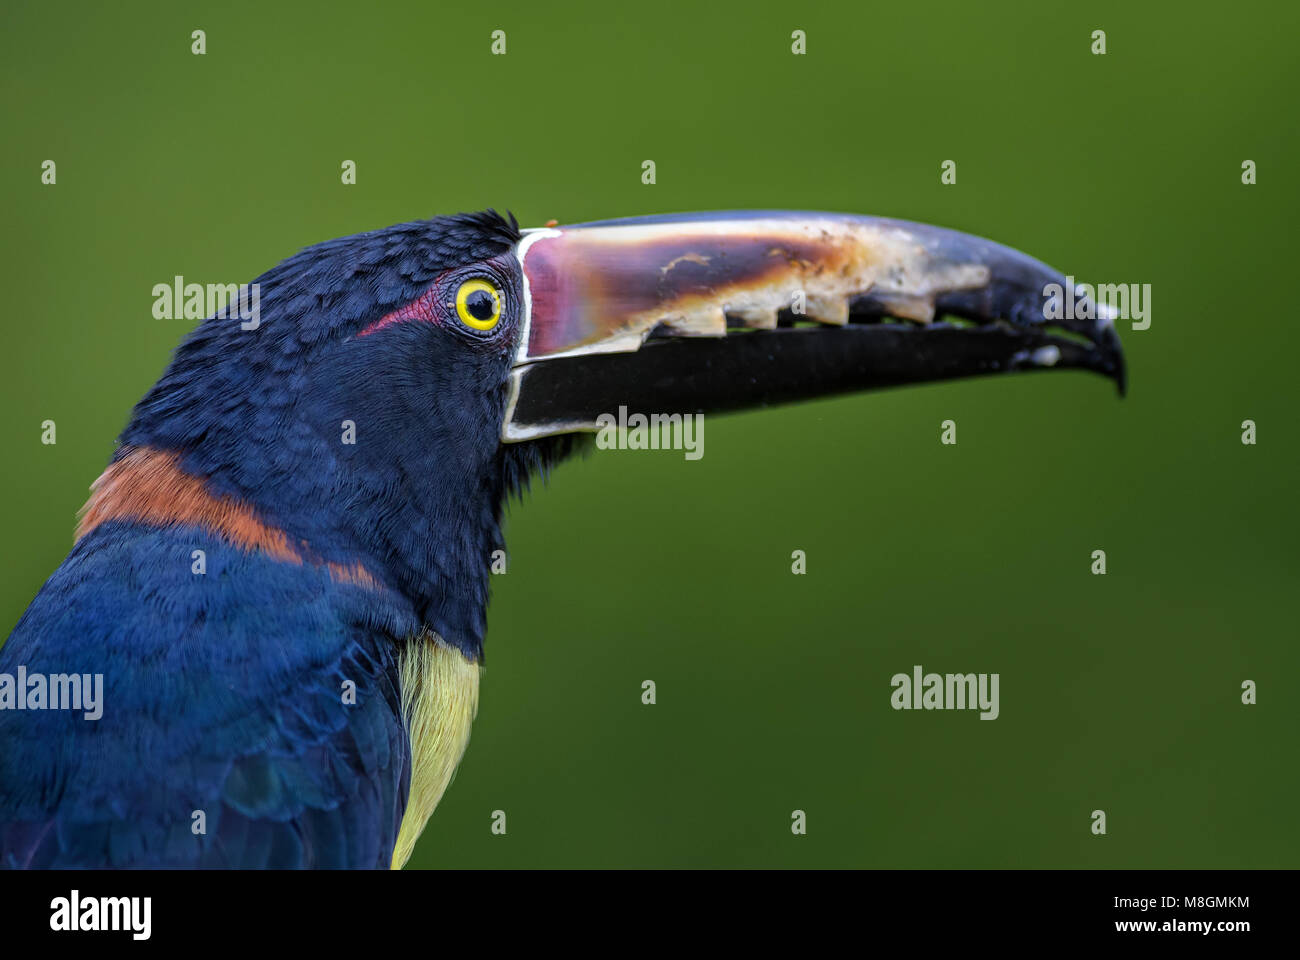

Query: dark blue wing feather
[0,522,412,869]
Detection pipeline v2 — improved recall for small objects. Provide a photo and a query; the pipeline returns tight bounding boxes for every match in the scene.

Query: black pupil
[466,288,496,321]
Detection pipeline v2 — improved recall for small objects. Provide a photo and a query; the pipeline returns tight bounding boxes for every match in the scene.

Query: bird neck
[115,370,509,661]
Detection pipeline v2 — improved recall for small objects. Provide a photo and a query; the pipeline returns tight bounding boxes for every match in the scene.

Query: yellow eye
[454,278,503,331]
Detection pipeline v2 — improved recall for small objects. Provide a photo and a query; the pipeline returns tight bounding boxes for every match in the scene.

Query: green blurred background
[2,0,1296,867]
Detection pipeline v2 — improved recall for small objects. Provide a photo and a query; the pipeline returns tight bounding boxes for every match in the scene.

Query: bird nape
[0,210,1124,869]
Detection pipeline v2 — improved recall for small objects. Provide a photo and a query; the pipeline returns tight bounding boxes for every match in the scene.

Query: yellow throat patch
[391,632,480,869]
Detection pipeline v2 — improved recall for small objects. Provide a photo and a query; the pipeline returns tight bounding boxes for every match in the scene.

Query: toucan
[0,210,1124,868]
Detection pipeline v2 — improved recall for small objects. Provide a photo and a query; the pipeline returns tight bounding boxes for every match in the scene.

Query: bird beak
[502,212,1125,441]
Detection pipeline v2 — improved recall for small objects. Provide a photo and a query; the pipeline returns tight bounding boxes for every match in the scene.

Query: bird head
[115,209,1124,660]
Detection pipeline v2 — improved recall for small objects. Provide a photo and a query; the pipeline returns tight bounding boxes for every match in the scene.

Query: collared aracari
[0,210,1123,868]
